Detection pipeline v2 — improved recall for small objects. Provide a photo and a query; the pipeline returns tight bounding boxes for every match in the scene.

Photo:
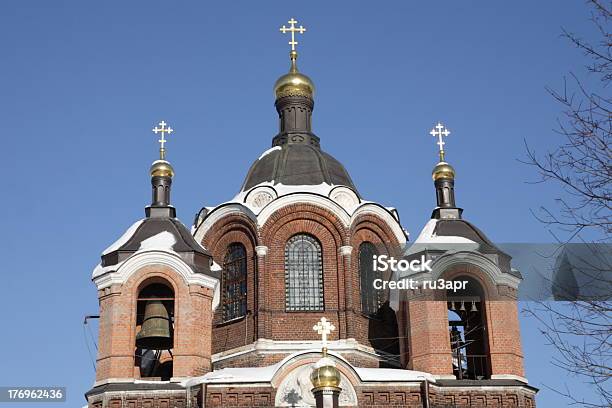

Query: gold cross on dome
[280,18,306,52]
[152,120,173,160]
[430,122,451,161]
[313,317,335,350]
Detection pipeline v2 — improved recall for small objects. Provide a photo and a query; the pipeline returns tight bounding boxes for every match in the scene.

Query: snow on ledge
[355,367,435,382]
[181,349,436,388]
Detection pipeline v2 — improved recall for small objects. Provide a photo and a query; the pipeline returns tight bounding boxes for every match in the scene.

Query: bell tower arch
[87,123,220,407]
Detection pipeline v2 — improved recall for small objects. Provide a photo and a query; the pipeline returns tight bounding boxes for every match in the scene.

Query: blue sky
[0,1,603,406]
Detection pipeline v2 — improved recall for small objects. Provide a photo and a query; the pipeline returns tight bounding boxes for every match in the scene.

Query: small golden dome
[150,160,174,178]
[274,51,315,99]
[432,161,455,181]
[310,361,341,389]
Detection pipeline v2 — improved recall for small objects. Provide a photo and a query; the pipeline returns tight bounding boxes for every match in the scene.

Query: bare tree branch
[523,1,612,406]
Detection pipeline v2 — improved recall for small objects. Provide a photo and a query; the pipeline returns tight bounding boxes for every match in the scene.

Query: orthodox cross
[152,120,173,160]
[430,122,450,161]
[313,317,335,354]
[280,18,306,52]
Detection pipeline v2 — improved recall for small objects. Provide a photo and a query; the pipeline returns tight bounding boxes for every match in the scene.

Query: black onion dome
[238,54,360,196]
[240,143,359,194]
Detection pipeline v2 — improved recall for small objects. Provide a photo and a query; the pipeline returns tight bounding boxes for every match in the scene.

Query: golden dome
[432,161,455,181]
[150,160,175,178]
[274,51,315,99]
[310,361,341,389]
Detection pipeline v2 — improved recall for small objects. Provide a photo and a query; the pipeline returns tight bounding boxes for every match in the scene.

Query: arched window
[135,282,174,380]
[285,234,324,311]
[359,242,382,315]
[447,276,490,380]
[222,243,248,321]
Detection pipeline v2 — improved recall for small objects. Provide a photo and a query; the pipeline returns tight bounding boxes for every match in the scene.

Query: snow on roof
[93,231,180,279]
[92,259,125,279]
[257,146,281,160]
[413,219,476,244]
[181,364,278,387]
[138,231,176,251]
[101,219,144,256]
[180,357,434,387]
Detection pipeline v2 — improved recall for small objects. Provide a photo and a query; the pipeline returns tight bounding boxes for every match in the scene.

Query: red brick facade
[95,264,215,382]
[202,203,404,360]
[89,199,534,407]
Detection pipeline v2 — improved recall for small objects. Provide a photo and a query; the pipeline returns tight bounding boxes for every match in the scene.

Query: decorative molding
[245,186,278,210]
[351,203,408,245]
[329,186,360,213]
[211,339,381,364]
[275,364,357,407]
[255,246,269,257]
[194,203,257,244]
[257,193,352,228]
[92,250,220,309]
[431,251,522,289]
[339,246,353,256]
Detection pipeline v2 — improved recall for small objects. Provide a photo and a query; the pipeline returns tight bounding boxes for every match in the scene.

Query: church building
[85,18,537,408]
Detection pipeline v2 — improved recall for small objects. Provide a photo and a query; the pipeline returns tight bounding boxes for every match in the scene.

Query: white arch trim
[257,193,352,228]
[195,194,407,247]
[193,203,257,244]
[431,251,521,289]
[269,349,436,385]
[351,203,407,245]
[93,250,220,309]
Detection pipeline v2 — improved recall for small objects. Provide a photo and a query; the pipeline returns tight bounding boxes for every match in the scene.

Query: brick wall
[95,265,214,382]
[202,204,403,361]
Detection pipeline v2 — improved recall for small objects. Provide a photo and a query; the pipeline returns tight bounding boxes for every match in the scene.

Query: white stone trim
[329,185,360,213]
[196,193,407,249]
[193,203,257,244]
[184,349,436,390]
[257,193,352,228]
[255,245,269,256]
[339,246,353,256]
[431,251,522,289]
[92,250,220,309]
[351,203,407,245]
[211,338,382,363]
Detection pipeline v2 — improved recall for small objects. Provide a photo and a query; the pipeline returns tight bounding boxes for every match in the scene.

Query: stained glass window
[285,234,324,311]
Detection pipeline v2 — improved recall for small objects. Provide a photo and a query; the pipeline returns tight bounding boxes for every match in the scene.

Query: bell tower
[399,123,526,382]
[87,122,220,407]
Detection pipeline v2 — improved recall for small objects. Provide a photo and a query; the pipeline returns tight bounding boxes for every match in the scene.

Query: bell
[136,300,173,350]
[470,300,478,313]
[459,301,466,311]
[449,301,456,311]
